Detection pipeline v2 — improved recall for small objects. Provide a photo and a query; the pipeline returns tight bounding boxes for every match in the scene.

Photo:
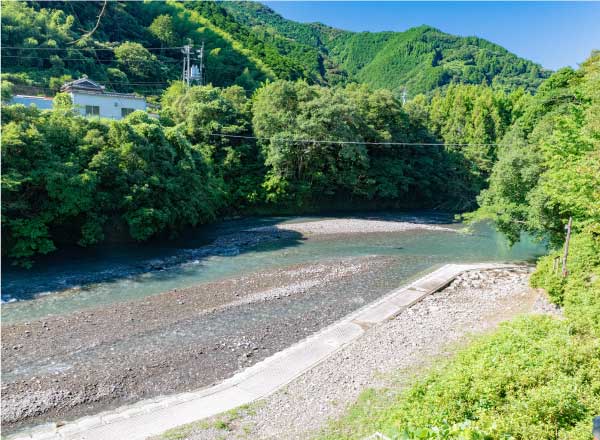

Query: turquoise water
[1,216,545,324]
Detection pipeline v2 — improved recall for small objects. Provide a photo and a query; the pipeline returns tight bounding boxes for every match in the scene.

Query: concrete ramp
[9,263,521,440]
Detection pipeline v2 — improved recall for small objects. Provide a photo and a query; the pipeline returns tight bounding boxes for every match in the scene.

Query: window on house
[121,108,135,117]
[85,105,100,116]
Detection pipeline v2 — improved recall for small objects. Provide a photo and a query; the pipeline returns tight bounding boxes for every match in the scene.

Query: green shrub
[322,316,600,440]
[531,230,600,335]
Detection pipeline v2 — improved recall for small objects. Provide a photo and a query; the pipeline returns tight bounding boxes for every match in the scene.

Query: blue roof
[10,95,54,110]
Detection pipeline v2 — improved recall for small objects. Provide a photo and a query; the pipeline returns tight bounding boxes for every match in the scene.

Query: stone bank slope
[168,266,559,440]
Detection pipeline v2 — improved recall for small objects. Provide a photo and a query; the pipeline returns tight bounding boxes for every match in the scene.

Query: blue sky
[263,1,599,70]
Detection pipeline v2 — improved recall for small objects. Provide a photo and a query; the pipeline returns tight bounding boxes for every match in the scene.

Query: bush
[531,230,600,336]
[322,315,600,440]
[1,105,222,266]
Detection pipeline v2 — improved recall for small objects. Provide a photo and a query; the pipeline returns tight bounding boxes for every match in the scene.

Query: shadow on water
[1,227,305,302]
[1,210,454,301]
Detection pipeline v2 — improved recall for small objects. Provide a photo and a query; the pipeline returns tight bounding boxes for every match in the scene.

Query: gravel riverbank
[247,218,456,236]
[2,255,400,432]
[157,267,560,440]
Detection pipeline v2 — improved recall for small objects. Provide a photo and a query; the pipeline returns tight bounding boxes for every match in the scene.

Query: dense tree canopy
[469,51,600,245]
[1,104,222,266]
[252,81,455,208]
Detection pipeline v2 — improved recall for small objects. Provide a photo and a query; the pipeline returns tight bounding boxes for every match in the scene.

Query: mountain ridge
[220,1,550,94]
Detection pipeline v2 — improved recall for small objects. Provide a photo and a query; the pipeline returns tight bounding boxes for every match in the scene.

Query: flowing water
[1,214,545,324]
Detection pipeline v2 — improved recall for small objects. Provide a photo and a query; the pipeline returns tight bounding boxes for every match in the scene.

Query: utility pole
[183,40,205,86]
[561,216,573,277]
[197,41,205,86]
[181,39,192,87]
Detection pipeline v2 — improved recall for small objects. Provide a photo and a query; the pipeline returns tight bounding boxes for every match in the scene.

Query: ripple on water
[1,219,545,324]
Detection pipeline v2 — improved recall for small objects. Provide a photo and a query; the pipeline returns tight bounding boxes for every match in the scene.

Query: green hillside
[0,0,324,96]
[221,1,550,94]
[2,1,549,97]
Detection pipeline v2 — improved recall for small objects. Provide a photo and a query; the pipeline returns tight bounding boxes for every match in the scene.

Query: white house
[60,78,147,119]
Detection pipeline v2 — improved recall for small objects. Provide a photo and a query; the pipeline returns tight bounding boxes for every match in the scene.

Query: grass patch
[156,403,258,439]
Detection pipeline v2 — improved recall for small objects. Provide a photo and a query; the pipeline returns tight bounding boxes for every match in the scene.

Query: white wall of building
[70,92,146,120]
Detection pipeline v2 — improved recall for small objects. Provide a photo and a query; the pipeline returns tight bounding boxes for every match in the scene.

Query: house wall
[70,92,146,120]
[10,95,54,110]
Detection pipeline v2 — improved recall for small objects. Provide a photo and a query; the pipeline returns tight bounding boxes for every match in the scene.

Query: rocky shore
[1,255,398,432]
[156,267,560,440]
[247,218,456,236]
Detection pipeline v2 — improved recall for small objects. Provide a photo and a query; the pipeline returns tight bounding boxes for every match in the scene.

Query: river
[1,213,544,324]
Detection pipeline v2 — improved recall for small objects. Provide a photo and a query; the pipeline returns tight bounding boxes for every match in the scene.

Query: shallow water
[1,214,545,324]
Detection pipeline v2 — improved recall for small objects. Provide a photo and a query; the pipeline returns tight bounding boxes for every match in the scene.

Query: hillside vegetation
[2,1,548,97]
[222,1,550,94]
[320,52,600,440]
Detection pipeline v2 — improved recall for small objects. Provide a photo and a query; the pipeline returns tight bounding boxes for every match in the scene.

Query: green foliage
[405,84,519,209]
[2,1,549,98]
[149,14,177,49]
[531,230,600,335]
[1,104,222,267]
[114,42,159,82]
[1,80,15,102]
[321,315,600,440]
[52,91,72,110]
[469,52,600,245]
[251,81,465,209]
[160,83,263,211]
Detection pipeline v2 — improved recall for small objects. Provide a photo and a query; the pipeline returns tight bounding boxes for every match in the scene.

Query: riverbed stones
[168,266,558,440]
[1,256,398,432]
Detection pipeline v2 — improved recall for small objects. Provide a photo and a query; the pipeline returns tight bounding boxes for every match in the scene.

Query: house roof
[60,77,146,101]
[61,78,106,92]
[13,94,53,101]
[70,89,145,100]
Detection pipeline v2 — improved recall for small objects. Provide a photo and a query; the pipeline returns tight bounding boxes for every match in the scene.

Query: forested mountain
[2,0,549,97]
[221,1,550,94]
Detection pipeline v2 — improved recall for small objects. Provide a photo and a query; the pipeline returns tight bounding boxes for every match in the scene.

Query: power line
[2,55,182,63]
[208,133,504,147]
[2,46,184,51]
